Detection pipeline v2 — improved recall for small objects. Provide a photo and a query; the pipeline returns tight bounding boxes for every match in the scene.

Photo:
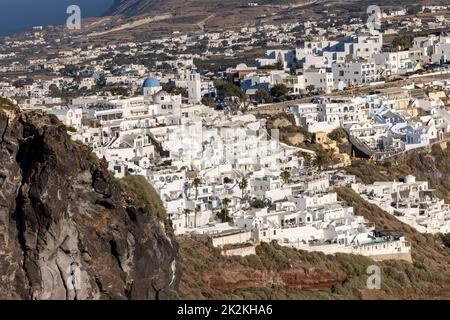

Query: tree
[238,178,248,199]
[162,82,188,97]
[215,79,246,100]
[111,86,129,96]
[194,207,200,228]
[223,177,232,184]
[314,149,333,170]
[192,178,201,200]
[219,197,231,222]
[255,89,272,104]
[183,209,192,228]
[222,197,231,210]
[62,64,78,76]
[306,85,315,93]
[439,233,450,249]
[214,79,247,112]
[270,84,289,98]
[328,128,347,143]
[260,60,283,70]
[314,153,327,170]
[251,197,268,209]
[407,5,421,15]
[48,84,60,97]
[66,126,77,133]
[13,78,33,88]
[240,94,253,113]
[201,96,215,108]
[392,35,414,50]
[280,170,291,186]
[96,74,107,87]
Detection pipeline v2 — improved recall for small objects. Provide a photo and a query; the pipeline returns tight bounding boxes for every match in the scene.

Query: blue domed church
[142,77,162,98]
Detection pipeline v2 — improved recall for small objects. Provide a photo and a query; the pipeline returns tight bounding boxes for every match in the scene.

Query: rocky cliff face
[0,104,180,300]
[203,267,347,292]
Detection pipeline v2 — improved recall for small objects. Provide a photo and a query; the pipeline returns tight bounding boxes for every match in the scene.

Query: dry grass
[336,187,450,272]
[117,174,166,219]
[178,234,450,300]
[0,97,18,113]
[344,143,450,202]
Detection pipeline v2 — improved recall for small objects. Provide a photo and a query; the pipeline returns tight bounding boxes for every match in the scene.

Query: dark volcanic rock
[0,107,180,300]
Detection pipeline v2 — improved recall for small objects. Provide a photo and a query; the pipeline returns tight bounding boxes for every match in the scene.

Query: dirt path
[86,13,173,38]
[196,14,215,32]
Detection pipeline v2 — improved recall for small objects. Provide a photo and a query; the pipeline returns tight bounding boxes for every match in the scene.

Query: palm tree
[280,169,291,186]
[238,178,248,199]
[192,178,201,200]
[183,181,190,199]
[314,150,332,170]
[313,153,326,170]
[194,207,200,228]
[221,197,231,222]
[183,209,192,228]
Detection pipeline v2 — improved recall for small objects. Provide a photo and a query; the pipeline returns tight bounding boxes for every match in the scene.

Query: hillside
[179,188,450,300]
[177,142,450,300]
[107,0,164,17]
[344,143,450,203]
[12,0,444,44]
[107,0,447,18]
[179,230,450,299]
[77,0,319,40]
[2,98,449,300]
[0,99,180,300]
[108,0,300,17]
[336,187,450,272]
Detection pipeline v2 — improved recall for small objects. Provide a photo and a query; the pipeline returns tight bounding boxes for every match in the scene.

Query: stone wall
[221,245,256,257]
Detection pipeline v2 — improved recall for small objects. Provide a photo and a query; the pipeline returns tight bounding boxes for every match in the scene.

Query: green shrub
[328,128,347,143]
[438,233,450,248]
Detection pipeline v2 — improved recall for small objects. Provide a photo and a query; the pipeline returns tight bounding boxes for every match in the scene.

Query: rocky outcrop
[205,267,346,292]
[0,105,180,300]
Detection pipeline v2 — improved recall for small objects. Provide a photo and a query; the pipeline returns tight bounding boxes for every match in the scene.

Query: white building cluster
[289,85,450,159]
[5,9,450,265]
[246,32,450,96]
[45,75,413,262]
[353,175,450,234]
